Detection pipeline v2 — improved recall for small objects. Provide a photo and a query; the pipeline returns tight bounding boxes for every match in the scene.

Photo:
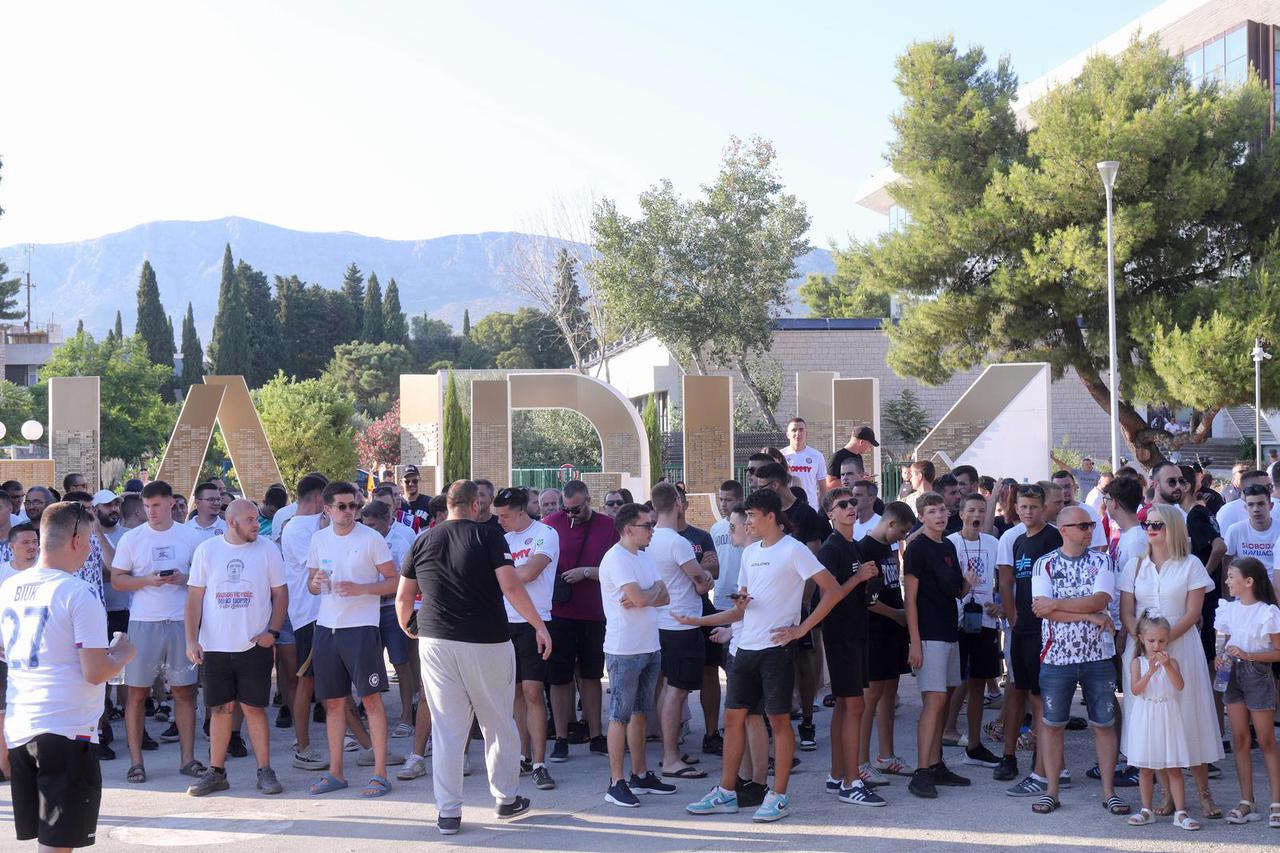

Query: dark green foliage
[362,272,385,343]
[442,371,469,482]
[383,278,408,345]
[180,302,204,391]
[0,259,23,321]
[342,263,364,336]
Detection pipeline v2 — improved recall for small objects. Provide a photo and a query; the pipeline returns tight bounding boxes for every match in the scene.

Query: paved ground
[2,674,1276,852]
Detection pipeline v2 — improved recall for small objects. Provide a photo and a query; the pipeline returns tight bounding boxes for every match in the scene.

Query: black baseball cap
[856,426,879,447]
[402,465,420,478]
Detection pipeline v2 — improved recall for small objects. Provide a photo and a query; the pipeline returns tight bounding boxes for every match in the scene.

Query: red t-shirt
[545,509,618,622]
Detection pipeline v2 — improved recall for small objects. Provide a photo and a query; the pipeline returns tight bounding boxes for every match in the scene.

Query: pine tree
[180,302,204,391]
[442,370,470,482]
[462,309,471,338]
[382,278,408,345]
[135,261,174,369]
[0,260,23,321]
[209,246,251,376]
[76,319,84,336]
[361,272,385,343]
[342,262,364,335]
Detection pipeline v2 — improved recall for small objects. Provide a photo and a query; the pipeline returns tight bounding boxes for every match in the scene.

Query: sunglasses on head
[1243,484,1272,496]
[1140,520,1166,531]
[1017,486,1044,498]
[496,488,522,502]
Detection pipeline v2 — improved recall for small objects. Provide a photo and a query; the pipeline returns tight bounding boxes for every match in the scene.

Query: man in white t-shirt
[279,473,330,770]
[649,483,714,780]
[110,480,208,782]
[186,482,229,540]
[684,487,844,823]
[2,502,135,851]
[711,482,745,613]
[494,487,560,790]
[305,481,398,797]
[783,417,826,508]
[1216,469,1280,534]
[597,502,677,808]
[1225,484,1280,581]
[184,499,288,797]
[0,523,52,782]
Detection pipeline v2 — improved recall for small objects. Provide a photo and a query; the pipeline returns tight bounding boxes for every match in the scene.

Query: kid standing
[1216,556,1280,828]
[1126,614,1197,831]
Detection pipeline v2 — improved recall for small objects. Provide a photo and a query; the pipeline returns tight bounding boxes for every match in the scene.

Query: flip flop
[361,774,392,798]
[662,764,707,779]
[127,763,146,783]
[310,772,349,795]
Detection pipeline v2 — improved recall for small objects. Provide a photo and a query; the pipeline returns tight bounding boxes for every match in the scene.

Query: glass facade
[1183,23,1249,87]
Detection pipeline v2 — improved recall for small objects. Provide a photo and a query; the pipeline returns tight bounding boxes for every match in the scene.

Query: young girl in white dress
[1126,614,1198,831]
[1216,557,1280,829]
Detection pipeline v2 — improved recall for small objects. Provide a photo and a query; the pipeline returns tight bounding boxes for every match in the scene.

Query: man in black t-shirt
[399,466,433,533]
[396,480,551,836]
[825,426,878,493]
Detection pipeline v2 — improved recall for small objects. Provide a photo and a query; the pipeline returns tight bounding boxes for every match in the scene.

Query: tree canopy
[322,341,413,417]
[254,372,357,488]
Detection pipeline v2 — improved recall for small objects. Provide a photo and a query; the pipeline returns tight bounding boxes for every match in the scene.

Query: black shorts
[0,659,7,711]
[1011,631,1042,695]
[701,597,724,668]
[727,645,794,716]
[510,621,549,684]
[823,629,869,698]
[958,627,1002,681]
[293,621,316,678]
[106,609,130,637]
[547,617,605,684]
[313,625,387,701]
[867,626,910,682]
[203,645,274,708]
[11,733,102,849]
[658,628,705,691]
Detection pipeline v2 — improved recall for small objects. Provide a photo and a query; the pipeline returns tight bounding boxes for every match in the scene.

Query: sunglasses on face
[1060,521,1097,531]
[1163,477,1187,486]
[604,500,624,507]
[563,503,585,514]
[628,522,655,531]
[746,467,761,476]
[830,499,854,511]
[331,502,359,512]
[1140,521,1166,531]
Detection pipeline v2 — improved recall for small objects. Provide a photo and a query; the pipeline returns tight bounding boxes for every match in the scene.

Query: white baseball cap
[91,489,120,506]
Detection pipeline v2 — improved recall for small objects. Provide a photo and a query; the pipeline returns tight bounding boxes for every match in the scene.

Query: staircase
[1224,405,1277,444]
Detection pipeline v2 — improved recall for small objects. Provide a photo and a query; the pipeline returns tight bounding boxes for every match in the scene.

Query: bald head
[1057,504,1094,553]
[225,498,260,544]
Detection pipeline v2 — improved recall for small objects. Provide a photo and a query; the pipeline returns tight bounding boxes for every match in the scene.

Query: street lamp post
[1098,161,1120,472]
[1253,338,1271,468]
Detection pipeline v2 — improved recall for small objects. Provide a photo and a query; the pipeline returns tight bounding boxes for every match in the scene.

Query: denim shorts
[1224,659,1278,711]
[605,650,661,724]
[1039,659,1117,728]
[277,614,296,646]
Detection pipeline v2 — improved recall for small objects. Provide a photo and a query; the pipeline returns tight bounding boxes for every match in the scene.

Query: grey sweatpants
[419,637,520,816]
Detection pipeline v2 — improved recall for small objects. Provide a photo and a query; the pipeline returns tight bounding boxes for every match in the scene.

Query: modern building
[0,324,63,386]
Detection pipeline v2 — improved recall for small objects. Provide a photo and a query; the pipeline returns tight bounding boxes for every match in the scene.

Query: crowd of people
[2,419,1280,849]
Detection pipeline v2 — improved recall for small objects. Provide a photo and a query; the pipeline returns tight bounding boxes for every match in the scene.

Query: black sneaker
[1206,762,1222,779]
[145,697,157,717]
[160,722,180,743]
[908,768,938,799]
[437,816,461,836]
[496,795,531,818]
[1115,765,1140,787]
[992,755,1018,781]
[227,734,248,758]
[630,771,676,795]
[275,705,292,729]
[963,744,1001,768]
[142,731,159,751]
[839,782,887,807]
[567,720,590,744]
[549,738,569,763]
[520,757,533,776]
[99,743,117,761]
[605,780,640,808]
[930,761,971,787]
[735,779,766,808]
[797,721,817,751]
[702,731,724,755]
[154,703,172,723]
[589,735,608,755]
[531,765,555,790]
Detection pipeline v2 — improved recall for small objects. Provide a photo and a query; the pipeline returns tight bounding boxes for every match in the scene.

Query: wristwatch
[268,629,281,640]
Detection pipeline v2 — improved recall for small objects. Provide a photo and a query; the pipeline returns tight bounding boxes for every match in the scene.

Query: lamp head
[1097,161,1119,191]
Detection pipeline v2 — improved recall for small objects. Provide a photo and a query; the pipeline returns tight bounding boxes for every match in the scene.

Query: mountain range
[0,217,835,340]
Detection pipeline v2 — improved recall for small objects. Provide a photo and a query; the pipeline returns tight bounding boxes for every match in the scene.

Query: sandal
[1270,802,1280,829]
[179,760,206,778]
[361,774,392,798]
[1198,787,1222,819]
[309,772,349,795]
[1104,795,1131,815]
[662,763,707,779]
[1226,800,1259,824]
[126,763,146,784]
[1153,790,1174,816]
[1031,795,1060,814]
[1126,808,1155,826]
[1173,810,1201,831]
[390,722,414,739]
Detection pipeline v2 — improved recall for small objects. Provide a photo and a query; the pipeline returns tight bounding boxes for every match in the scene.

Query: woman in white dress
[1119,503,1224,820]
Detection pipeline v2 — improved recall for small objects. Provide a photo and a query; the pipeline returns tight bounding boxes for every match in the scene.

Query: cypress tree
[208,244,236,368]
[209,247,251,376]
[236,260,280,387]
[361,272,385,343]
[109,310,123,342]
[462,308,471,338]
[382,278,408,345]
[342,262,364,335]
[180,302,204,390]
[642,394,662,486]
[135,260,174,368]
[76,319,84,336]
[442,370,470,481]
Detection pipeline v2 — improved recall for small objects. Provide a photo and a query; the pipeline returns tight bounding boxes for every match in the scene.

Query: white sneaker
[872,755,914,776]
[396,754,428,780]
[859,762,890,786]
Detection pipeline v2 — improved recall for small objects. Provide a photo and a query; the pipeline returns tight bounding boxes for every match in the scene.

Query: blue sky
[1,0,1160,249]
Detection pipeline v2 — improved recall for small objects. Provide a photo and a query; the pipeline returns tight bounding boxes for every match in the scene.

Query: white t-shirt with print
[648,526,700,631]
[308,523,394,629]
[1029,549,1115,666]
[598,543,662,656]
[281,513,322,627]
[188,536,286,653]
[736,535,825,651]
[0,567,109,747]
[111,522,206,622]
[947,531,1000,629]
[784,446,825,508]
[1225,519,1280,578]
[1217,497,1280,539]
[503,519,559,623]
[186,516,228,541]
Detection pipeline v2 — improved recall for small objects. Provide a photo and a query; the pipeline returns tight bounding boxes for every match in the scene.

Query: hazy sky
[2,0,1156,250]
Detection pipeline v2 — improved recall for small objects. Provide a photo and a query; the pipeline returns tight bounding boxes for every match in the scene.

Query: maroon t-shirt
[544,508,618,622]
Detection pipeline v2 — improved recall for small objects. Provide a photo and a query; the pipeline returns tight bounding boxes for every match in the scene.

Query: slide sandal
[1105,796,1131,815]
[127,763,146,783]
[310,772,349,795]
[361,775,392,798]
[1032,795,1060,814]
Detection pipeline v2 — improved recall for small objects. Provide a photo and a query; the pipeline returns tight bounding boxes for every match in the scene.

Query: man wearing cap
[400,466,432,533]
[826,427,879,492]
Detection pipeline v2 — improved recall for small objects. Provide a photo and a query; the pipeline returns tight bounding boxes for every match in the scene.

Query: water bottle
[108,632,126,685]
[1213,632,1231,693]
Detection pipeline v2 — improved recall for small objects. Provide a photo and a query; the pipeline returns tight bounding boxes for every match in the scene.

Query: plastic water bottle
[108,632,126,685]
[1213,632,1231,693]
